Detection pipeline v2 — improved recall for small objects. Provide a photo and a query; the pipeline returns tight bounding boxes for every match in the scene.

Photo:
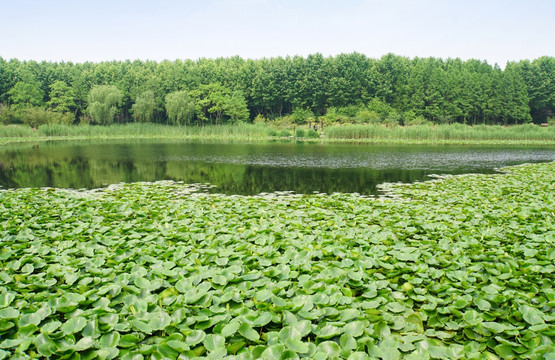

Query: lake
[1,140,554,195]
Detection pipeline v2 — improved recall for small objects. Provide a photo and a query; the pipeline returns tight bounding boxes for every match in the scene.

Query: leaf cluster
[0,162,553,359]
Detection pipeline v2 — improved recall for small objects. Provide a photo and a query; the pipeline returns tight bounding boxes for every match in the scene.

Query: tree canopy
[0,54,553,126]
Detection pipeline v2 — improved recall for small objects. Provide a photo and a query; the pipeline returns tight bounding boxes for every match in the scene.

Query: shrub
[0,104,18,124]
[306,129,319,138]
[295,128,306,137]
[254,114,268,124]
[404,115,431,126]
[291,108,313,125]
[354,109,380,124]
[280,129,292,137]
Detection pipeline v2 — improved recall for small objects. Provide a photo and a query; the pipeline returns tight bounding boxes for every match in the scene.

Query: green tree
[8,81,44,110]
[225,90,249,123]
[131,90,156,123]
[86,85,123,125]
[518,57,555,123]
[290,107,313,125]
[47,80,76,114]
[165,90,195,125]
[189,83,231,124]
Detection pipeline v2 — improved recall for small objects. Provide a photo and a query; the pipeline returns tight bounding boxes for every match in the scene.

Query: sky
[0,0,553,66]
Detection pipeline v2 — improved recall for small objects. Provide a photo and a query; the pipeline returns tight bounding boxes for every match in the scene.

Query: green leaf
[129,319,153,334]
[315,324,342,339]
[212,275,228,286]
[386,302,406,314]
[239,323,259,342]
[316,341,341,358]
[340,334,357,350]
[0,307,19,319]
[462,310,482,326]
[18,312,42,327]
[261,344,285,359]
[378,337,400,360]
[166,340,189,352]
[494,344,516,359]
[519,305,545,326]
[343,320,365,337]
[40,320,61,334]
[404,313,424,333]
[0,293,15,308]
[100,332,121,348]
[185,330,206,346]
[204,334,225,352]
[252,312,273,327]
[482,322,506,334]
[348,352,370,360]
[221,321,240,337]
[61,316,88,335]
[285,338,309,353]
[118,334,143,348]
[96,347,119,360]
[73,336,96,351]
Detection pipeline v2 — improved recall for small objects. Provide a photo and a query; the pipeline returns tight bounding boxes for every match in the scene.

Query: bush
[404,115,431,126]
[0,105,18,124]
[20,108,74,128]
[306,129,319,138]
[267,129,278,137]
[280,129,292,137]
[295,128,306,138]
[354,109,380,124]
[254,114,268,124]
[291,108,313,125]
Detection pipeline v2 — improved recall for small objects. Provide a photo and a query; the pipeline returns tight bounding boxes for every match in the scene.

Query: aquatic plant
[0,162,553,359]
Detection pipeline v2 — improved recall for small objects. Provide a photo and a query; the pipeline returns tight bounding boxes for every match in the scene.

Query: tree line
[0,53,553,127]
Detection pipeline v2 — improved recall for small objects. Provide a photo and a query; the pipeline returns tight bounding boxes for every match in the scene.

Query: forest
[0,53,553,127]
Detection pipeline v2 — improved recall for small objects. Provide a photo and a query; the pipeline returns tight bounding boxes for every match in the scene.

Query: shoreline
[2,133,555,147]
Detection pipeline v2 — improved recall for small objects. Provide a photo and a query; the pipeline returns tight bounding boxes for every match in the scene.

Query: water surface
[1,140,553,194]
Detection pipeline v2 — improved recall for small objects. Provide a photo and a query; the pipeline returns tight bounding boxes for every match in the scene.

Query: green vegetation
[0,54,554,128]
[325,123,555,142]
[86,85,123,125]
[165,91,196,126]
[0,162,553,359]
[1,123,554,146]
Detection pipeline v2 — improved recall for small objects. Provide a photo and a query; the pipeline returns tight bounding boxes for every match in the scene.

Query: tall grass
[325,124,555,142]
[35,123,273,139]
[2,123,555,144]
[0,125,37,138]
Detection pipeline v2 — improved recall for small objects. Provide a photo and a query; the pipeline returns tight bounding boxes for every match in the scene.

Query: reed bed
[3,123,273,139]
[2,123,555,144]
[325,124,555,142]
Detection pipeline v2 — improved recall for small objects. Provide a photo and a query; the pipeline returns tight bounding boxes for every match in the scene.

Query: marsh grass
[325,123,555,142]
[10,123,274,139]
[0,125,36,138]
[2,123,555,144]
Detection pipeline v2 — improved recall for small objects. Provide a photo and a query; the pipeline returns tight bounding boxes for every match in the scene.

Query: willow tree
[87,85,123,125]
[131,90,155,123]
[165,90,195,125]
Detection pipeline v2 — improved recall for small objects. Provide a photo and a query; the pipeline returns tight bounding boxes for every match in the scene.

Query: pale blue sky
[1,0,553,65]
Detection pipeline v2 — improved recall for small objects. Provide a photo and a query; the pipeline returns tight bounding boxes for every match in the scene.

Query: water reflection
[0,140,554,195]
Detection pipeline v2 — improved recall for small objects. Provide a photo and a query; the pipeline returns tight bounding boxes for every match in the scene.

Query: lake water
[1,140,554,194]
